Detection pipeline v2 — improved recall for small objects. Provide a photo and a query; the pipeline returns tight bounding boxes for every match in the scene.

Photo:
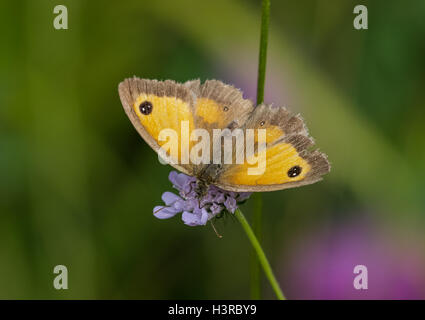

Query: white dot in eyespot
[287,165,302,178]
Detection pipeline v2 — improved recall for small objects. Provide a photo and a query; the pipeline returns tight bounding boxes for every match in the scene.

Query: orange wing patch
[132,93,195,163]
[195,98,229,127]
[254,125,285,144]
[190,80,254,130]
[219,142,311,186]
[216,103,330,192]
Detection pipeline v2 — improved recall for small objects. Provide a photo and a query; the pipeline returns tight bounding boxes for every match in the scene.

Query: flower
[280,218,425,299]
[153,171,251,226]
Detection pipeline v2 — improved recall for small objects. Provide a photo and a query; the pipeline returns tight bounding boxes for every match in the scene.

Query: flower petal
[161,191,181,206]
[173,199,185,211]
[168,171,180,186]
[169,171,195,191]
[224,196,237,213]
[153,206,180,219]
[214,193,226,204]
[237,192,252,202]
[183,199,198,211]
[210,203,223,215]
[182,211,202,226]
[200,208,209,225]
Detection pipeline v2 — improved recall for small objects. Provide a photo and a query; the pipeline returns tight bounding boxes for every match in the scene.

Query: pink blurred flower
[279,218,425,299]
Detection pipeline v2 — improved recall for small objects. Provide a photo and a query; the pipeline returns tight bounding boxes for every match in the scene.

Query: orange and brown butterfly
[118,77,330,193]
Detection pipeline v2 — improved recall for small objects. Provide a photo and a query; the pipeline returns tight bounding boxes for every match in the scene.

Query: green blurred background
[1,0,425,299]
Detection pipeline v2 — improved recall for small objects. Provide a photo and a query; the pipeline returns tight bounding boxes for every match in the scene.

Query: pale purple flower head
[154,171,251,226]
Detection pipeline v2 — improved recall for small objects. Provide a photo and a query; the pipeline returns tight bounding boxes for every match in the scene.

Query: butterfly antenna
[210,220,223,238]
[198,197,209,210]
[183,183,194,198]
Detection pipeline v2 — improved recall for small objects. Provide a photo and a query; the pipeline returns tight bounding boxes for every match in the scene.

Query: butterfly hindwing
[215,104,330,191]
[184,79,254,176]
[188,79,254,131]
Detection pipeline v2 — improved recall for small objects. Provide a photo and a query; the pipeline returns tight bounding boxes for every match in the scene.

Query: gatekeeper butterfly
[118,78,330,193]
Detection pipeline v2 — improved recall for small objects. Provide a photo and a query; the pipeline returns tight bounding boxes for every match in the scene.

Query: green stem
[252,0,270,300]
[256,0,270,107]
[235,208,285,300]
[250,194,262,299]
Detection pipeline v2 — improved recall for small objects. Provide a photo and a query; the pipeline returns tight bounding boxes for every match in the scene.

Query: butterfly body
[193,179,210,202]
[119,77,330,192]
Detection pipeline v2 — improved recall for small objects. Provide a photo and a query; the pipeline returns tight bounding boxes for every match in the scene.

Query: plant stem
[252,0,270,300]
[235,208,285,300]
[250,194,262,299]
[256,0,270,107]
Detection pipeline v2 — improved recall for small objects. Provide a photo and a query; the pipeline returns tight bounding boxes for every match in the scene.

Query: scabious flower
[154,171,251,226]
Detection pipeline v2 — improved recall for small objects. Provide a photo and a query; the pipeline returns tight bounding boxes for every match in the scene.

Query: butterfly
[118,77,330,195]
